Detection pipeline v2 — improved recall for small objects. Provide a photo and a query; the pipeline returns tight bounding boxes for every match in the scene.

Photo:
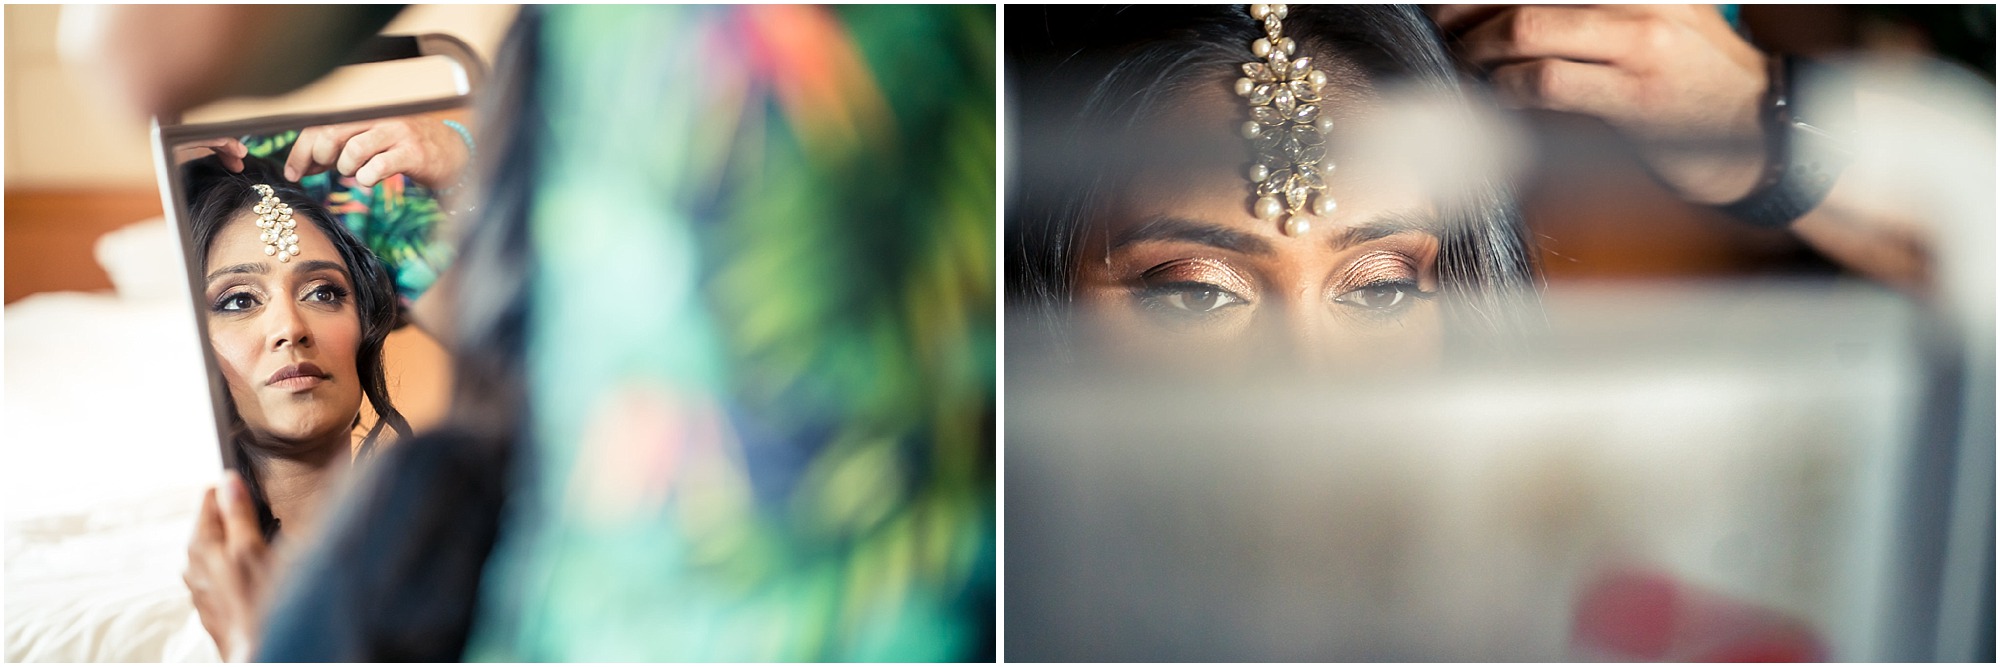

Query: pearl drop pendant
[1254,196,1283,221]
[1313,194,1338,216]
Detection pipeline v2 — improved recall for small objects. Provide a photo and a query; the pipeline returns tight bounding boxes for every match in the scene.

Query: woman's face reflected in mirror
[202,207,364,446]
[178,117,468,455]
[1072,88,1446,372]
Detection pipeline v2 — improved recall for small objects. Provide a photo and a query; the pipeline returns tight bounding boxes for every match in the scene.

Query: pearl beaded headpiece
[250,184,302,262]
[1236,3,1336,237]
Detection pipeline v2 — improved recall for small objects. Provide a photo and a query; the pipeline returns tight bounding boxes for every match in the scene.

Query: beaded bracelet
[438,119,476,199]
[441,119,475,160]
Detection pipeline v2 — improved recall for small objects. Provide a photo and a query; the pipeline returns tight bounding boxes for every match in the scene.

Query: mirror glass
[170,119,463,440]
[156,40,478,539]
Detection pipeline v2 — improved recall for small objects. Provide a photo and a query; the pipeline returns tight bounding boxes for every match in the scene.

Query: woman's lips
[267,362,329,392]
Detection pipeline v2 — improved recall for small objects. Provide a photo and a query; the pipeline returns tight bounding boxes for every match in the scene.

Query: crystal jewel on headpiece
[251,184,301,262]
[1237,3,1337,237]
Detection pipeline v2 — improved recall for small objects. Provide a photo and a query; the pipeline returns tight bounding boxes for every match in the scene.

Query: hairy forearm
[408,260,460,343]
[60,5,405,118]
[1790,174,1934,294]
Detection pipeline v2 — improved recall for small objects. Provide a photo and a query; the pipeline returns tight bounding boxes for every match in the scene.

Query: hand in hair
[1429,5,1769,206]
[174,137,250,173]
[184,471,274,663]
[283,116,471,191]
[1432,4,1942,293]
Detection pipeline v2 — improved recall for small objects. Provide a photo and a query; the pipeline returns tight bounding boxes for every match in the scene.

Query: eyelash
[305,283,351,305]
[209,283,350,314]
[1332,278,1434,316]
[1136,281,1249,319]
[212,290,259,313]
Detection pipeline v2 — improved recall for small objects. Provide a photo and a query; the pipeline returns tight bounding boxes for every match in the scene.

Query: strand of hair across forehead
[1237,4,1339,237]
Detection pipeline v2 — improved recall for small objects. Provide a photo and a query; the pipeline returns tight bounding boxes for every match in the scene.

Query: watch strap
[1718,56,1854,228]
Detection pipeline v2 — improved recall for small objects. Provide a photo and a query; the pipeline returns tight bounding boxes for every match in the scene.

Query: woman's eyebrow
[205,262,267,284]
[1112,216,1274,256]
[1328,210,1439,250]
[292,259,353,283]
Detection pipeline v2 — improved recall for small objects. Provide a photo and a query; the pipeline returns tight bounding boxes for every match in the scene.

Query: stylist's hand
[1430,5,1770,204]
[174,137,249,172]
[184,472,270,663]
[283,116,469,191]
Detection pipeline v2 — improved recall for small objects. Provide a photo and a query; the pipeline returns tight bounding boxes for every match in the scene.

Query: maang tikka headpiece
[1236,3,1336,237]
[251,184,302,262]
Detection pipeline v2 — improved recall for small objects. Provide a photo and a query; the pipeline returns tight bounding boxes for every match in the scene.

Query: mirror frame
[149,32,487,471]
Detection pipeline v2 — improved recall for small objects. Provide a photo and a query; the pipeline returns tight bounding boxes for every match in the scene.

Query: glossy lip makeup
[267,362,330,393]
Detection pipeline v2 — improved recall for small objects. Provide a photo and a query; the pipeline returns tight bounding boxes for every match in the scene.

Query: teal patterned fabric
[463,5,995,662]
[244,130,453,305]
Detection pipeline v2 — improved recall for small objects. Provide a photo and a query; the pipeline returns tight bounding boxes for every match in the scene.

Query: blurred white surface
[5,225,218,520]
[5,219,223,661]
[1006,282,1938,661]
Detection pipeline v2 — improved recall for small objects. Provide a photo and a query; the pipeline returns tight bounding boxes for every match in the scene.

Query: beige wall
[4,5,149,188]
[5,4,519,189]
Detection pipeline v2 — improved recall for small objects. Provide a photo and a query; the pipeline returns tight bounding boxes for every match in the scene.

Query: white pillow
[93,217,188,304]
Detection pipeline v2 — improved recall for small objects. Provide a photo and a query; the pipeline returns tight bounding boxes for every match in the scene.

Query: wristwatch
[1718,55,1854,228]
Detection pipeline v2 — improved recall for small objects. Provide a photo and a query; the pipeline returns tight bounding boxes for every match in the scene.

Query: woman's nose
[265,300,313,350]
[1254,297,1333,367]
[1264,295,1389,371]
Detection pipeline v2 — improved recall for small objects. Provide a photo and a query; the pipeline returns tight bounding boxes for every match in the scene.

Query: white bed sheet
[5,219,226,662]
[5,484,218,662]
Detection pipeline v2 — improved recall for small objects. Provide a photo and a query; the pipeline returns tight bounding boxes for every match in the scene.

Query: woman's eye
[1335,282,1420,311]
[215,292,259,312]
[305,285,348,304]
[1168,287,1237,313]
[1145,282,1245,315]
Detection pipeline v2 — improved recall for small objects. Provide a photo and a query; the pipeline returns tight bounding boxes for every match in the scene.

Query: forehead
[1106,79,1432,227]
[206,206,349,273]
[1115,62,1378,162]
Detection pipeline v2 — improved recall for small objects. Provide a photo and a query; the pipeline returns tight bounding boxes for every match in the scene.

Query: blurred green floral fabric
[244,130,452,305]
[463,5,995,661]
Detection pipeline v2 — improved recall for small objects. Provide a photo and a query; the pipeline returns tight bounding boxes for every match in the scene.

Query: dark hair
[1006,4,1539,347]
[184,154,412,538]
